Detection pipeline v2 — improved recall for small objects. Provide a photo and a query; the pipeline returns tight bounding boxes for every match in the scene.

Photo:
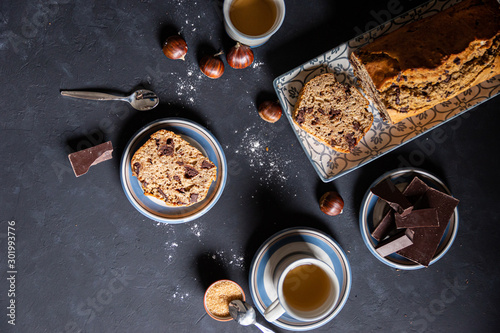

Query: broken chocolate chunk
[375,228,414,257]
[371,179,413,216]
[201,160,215,169]
[68,141,113,177]
[397,187,459,266]
[372,210,396,241]
[403,177,429,198]
[395,208,439,228]
[189,193,199,203]
[184,166,199,179]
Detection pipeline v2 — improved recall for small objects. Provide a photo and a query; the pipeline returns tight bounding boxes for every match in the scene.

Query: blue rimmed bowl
[359,168,459,270]
[120,118,227,223]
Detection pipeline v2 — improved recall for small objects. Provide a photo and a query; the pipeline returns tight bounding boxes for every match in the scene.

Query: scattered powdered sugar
[164,240,179,265]
[169,285,191,302]
[252,60,265,68]
[234,124,292,185]
[190,223,203,238]
[173,62,204,105]
[212,249,245,269]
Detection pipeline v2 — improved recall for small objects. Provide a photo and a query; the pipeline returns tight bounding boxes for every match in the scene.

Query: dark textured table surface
[1,0,500,332]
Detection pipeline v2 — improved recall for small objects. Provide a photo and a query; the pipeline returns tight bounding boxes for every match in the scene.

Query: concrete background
[1,0,499,332]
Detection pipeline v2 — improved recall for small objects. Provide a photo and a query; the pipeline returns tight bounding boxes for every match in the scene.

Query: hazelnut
[319,191,344,216]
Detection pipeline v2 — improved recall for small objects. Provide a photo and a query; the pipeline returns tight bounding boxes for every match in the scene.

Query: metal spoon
[60,89,159,111]
[229,300,275,333]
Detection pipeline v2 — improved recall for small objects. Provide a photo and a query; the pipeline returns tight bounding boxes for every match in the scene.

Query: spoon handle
[254,322,275,333]
[61,91,124,101]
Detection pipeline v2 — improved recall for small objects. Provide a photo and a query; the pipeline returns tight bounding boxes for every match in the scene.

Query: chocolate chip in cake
[176,161,184,166]
[184,166,199,179]
[190,193,199,203]
[400,107,409,113]
[328,108,341,119]
[177,188,186,193]
[296,107,306,125]
[444,75,452,83]
[158,144,174,156]
[453,57,460,65]
[173,175,181,182]
[353,121,361,131]
[345,133,357,151]
[201,160,215,169]
[158,188,168,199]
[133,162,141,175]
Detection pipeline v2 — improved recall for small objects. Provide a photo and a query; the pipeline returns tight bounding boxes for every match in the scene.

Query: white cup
[223,0,286,47]
[263,254,340,323]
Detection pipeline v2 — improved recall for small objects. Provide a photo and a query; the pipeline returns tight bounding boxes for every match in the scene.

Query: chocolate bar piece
[397,187,459,266]
[395,208,439,229]
[68,141,113,177]
[402,176,429,204]
[371,179,413,216]
[375,228,415,257]
[372,210,395,241]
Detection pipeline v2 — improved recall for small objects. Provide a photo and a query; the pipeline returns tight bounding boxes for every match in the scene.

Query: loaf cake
[292,73,373,153]
[350,0,500,124]
[131,129,217,207]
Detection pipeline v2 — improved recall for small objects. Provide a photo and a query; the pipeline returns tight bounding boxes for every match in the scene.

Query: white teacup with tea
[223,0,285,47]
[263,253,340,323]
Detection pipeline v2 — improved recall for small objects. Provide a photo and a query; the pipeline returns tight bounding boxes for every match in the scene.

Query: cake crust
[350,0,500,124]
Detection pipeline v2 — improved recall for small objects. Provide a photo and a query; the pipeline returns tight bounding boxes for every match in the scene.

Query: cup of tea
[223,0,286,47]
[263,253,340,322]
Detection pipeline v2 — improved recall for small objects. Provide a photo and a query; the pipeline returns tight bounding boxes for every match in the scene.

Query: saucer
[249,227,352,331]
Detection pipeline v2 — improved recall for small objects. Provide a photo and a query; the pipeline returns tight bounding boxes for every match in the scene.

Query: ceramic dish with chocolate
[359,168,459,270]
[120,118,227,223]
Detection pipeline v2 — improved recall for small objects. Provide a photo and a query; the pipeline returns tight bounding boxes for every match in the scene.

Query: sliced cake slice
[292,73,373,153]
[131,129,217,207]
